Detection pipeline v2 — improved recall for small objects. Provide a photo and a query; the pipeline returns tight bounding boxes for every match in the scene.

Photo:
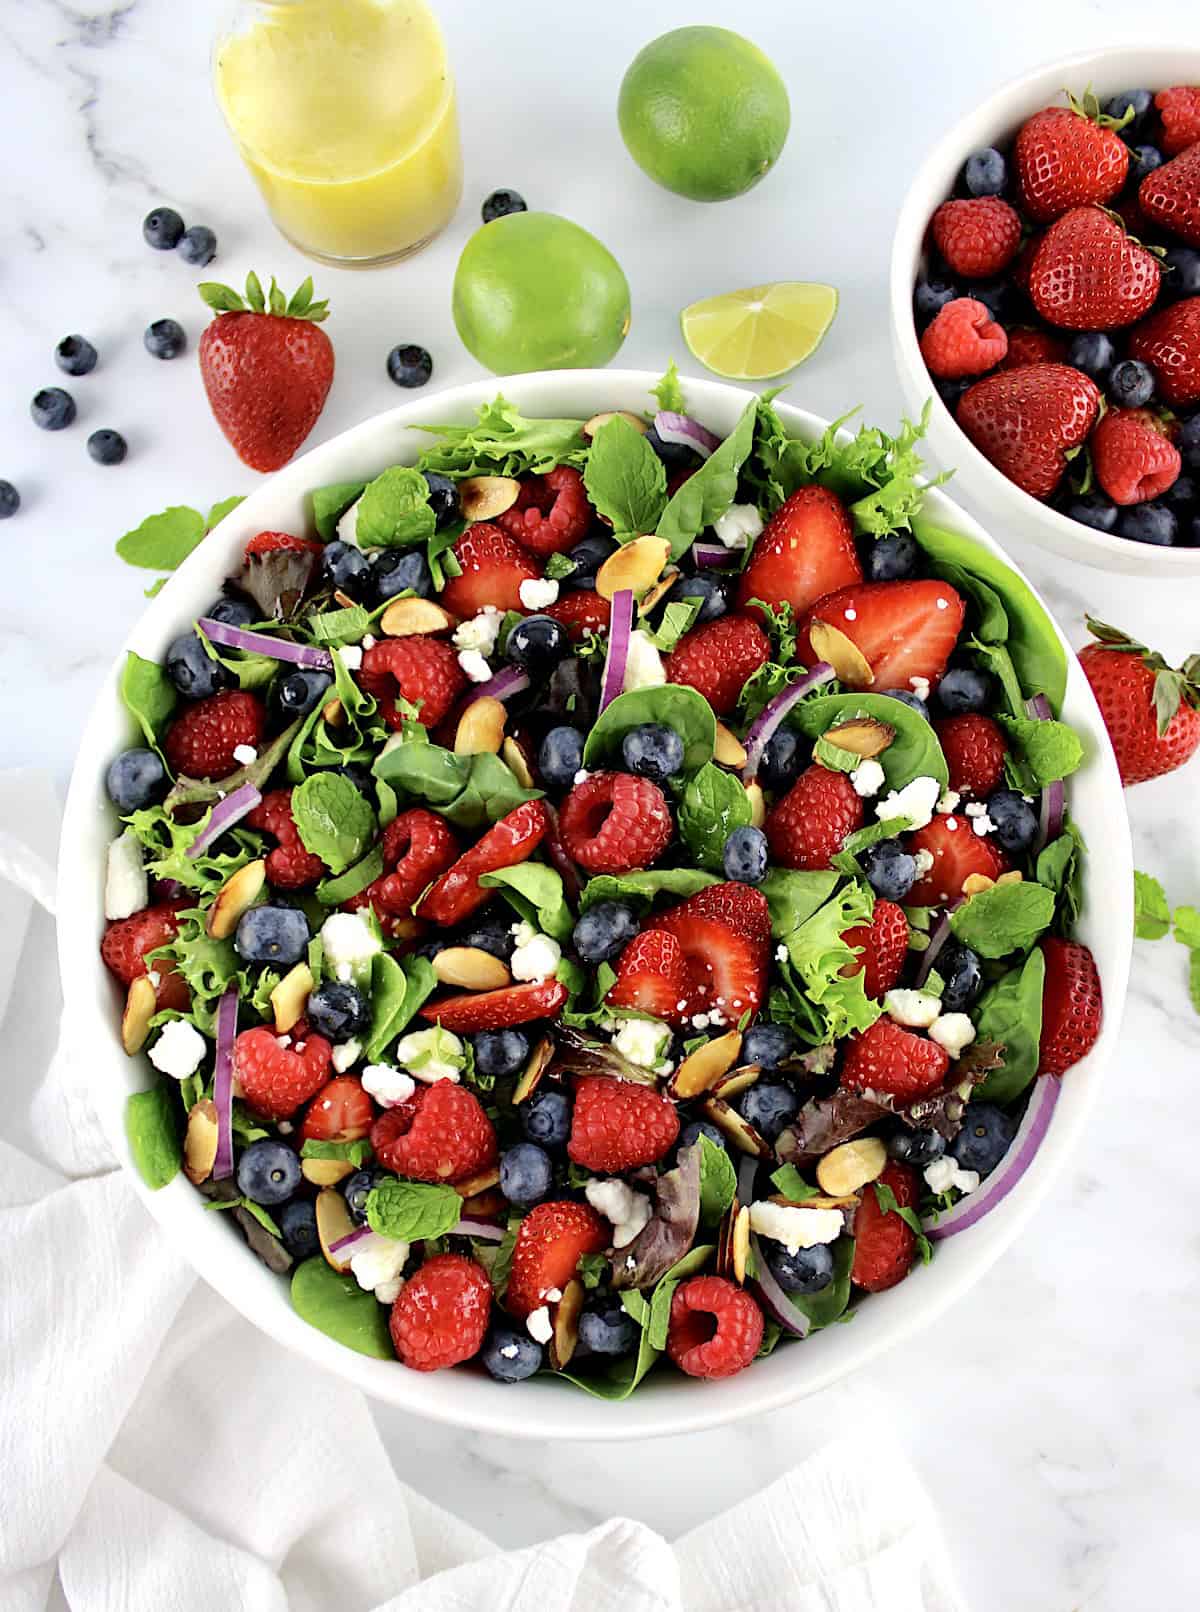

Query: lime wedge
[679,281,838,380]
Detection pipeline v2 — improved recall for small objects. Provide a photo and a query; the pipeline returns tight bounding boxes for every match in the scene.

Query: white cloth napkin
[0,769,968,1612]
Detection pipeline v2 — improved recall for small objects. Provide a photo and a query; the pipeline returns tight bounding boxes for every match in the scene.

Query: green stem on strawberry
[198,270,330,323]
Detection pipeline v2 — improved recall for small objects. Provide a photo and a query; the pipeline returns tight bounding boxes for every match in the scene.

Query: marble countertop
[3,1,1199,1606]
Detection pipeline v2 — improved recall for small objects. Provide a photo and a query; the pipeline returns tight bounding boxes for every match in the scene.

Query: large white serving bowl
[890,45,1200,576]
[59,369,1132,1441]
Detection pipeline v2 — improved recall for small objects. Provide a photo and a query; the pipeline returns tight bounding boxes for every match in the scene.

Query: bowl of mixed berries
[61,368,1130,1438]
[892,47,1200,572]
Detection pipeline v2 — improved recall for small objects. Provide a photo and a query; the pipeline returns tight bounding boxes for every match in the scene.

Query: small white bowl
[59,370,1131,1441]
[891,45,1200,576]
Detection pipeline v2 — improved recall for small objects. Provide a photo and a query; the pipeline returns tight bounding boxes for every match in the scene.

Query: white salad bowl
[890,44,1200,576]
[59,370,1132,1441]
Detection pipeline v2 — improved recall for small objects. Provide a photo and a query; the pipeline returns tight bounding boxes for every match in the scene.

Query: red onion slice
[198,617,333,671]
[654,411,722,460]
[923,1075,1061,1239]
[913,901,962,989]
[742,663,836,781]
[748,1234,812,1339]
[1025,694,1053,722]
[467,666,530,705]
[599,589,634,712]
[328,1223,375,1256]
[454,1217,506,1240]
[212,988,239,1181]
[692,542,733,570]
[186,783,262,859]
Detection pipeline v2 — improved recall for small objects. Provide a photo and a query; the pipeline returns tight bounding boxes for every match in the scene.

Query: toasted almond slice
[550,1277,586,1370]
[825,716,895,758]
[962,872,996,896]
[121,975,158,1055]
[302,1156,355,1187]
[996,870,1025,886]
[206,858,267,940]
[671,1029,743,1100]
[596,535,671,601]
[316,1188,357,1271]
[453,1164,502,1198]
[809,619,874,688]
[502,735,535,788]
[433,946,512,990]
[386,915,427,946]
[461,1186,507,1219]
[584,410,648,439]
[637,567,681,616]
[816,1136,888,1197]
[322,697,345,728]
[715,1198,740,1277]
[744,781,766,829]
[513,1035,554,1103]
[702,1097,772,1158]
[712,1062,761,1101]
[713,721,749,769]
[380,596,458,638]
[333,589,358,610]
[271,961,314,1034]
[454,695,506,757]
[731,1204,751,1285]
[183,1098,219,1184]
[768,1192,858,1211]
[459,475,521,522]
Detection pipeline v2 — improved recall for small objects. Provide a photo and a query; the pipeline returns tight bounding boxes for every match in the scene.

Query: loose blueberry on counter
[1128,144,1164,185]
[963,147,1007,197]
[1065,331,1115,383]
[1068,493,1119,533]
[386,343,433,388]
[538,725,585,791]
[938,942,984,1013]
[860,839,916,902]
[507,613,567,674]
[936,665,993,714]
[887,1126,946,1168]
[481,188,528,223]
[1103,87,1152,134]
[372,547,432,602]
[461,914,518,961]
[879,687,931,721]
[862,532,920,582]
[0,480,19,519]
[30,387,76,431]
[177,224,217,266]
[573,901,639,965]
[343,1166,391,1224]
[422,470,460,529]
[144,319,187,360]
[985,789,1039,853]
[1163,248,1200,302]
[279,1199,320,1260]
[1180,414,1200,474]
[237,1139,302,1206]
[500,1142,554,1207]
[644,423,696,468]
[913,276,960,326]
[87,428,127,465]
[622,722,684,783]
[206,595,257,627]
[235,902,310,966]
[1108,358,1155,409]
[951,1103,1015,1177]
[274,667,334,718]
[737,1081,799,1143]
[321,539,372,599]
[475,1027,530,1081]
[766,1240,835,1295]
[578,1296,639,1357]
[307,980,371,1042]
[481,1324,543,1382]
[759,726,803,791]
[1118,503,1178,546]
[106,747,167,813]
[741,1023,796,1072]
[667,571,727,623]
[165,631,229,699]
[679,1118,730,1154]
[724,823,769,885]
[55,334,97,376]
[520,1087,571,1150]
[142,206,186,249]
[563,532,618,590]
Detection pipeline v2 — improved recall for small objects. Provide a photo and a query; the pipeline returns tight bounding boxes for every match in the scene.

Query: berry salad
[914,83,1200,547]
[103,368,1101,1393]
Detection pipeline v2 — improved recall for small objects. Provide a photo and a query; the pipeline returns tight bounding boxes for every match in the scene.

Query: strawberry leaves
[1085,616,1200,734]
[199,271,330,322]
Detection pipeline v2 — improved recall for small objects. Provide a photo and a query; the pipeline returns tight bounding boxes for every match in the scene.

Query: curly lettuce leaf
[414,395,589,478]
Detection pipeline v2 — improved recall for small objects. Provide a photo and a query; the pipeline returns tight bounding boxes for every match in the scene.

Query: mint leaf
[1173,903,1200,952]
[300,1138,373,1165]
[116,504,206,571]
[656,397,758,560]
[873,1181,932,1264]
[292,772,376,874]
[813,735,861,774]
[974,947,1046,1104]
[307,605,370,647]
[646,596,701,654]
[997,715,1084,785]
[120,651,177,758]
[583,685,716,774]
[544,551,576,582]
[365,1178,462,1241]
[480,861,574,940]
[698,1134,737,1226]
[650,361,685,416]
[583,414,668,539]
[415,394,589,478]
[1189,948,1200,1016]
[577,1251,609,1289]
[207,495,245,529]
[677,762,753,871]
[949,881,1055,958]
[355,466,436,548]
[124,1084,181,1190]
[311,480,366,541]
[770,1164,818,1199]
[1134,871,1171,941]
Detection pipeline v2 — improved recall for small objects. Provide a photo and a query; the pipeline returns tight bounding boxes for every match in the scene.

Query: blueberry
[339,761,376,797]
[87,428,127,465]
[177,224,217,266]
[937,665,993,714]
[1067,494,1119,533]
[1066,331,1115,382]
[55,334,97,376]
[578,1296,639,1357]
[1103,88,1153,134]
[0,480,19,519]
[741,1023,796,1071]
[30,387,75,431]
[887,1127,947,1168]
[879,687,931,721]
[644,423,697,468]
[371,547,432,603]
[1165,474,1197,514]
[1180,414,1200,474]
[306,981,371,1042]
[205,595,257,628]
[951,1102,1015,1176]
[1108,358,1156,409]
[460,914,517,961]
[971,280,1015,323]
[913,276,960,326]
[860,839,917,902]
[386,343,432,388]
[679,1119,729,1153]
[521,1088,572,1149]
[1187,515,1200,548]
[274,668,334,717]
[144,319,187,360]
[621,722,684,782]
[759,726,803,791]
[235,903,310,966]
[737,1081,799,1142]
[279,1198,320,1259]
[321,539,372,599]
[237,1139,301,1206]
[723,824,769,884]
[481,1323,544,1381]
[562,533,618,590]
[935,378,971,413]
[1163,247,1200,301]
[422,470,460,530]
[1129,144,1164,185]
[165,631,229,699]
[573,901,639,965]
[766,1240,835,1294]
[343,1166,391,1224]
[668,571,727,623]
[985,788,1039,853]
[863,532,920,581]
[963,147,1007,197]
[507,613,567,674]
[482,188,528,223]
[538,725,585,790]
[106,747,167,812]
[474,1028,530,1080]
[938,942,984,1012]
[500,1142,554,1206]
[1118,503,1178,545]
[143,206,185,249]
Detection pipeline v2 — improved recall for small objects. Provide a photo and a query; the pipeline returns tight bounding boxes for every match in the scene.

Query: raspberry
[920,297,1008,379]
[851,1161,918,1292]
[1038,937,1102,1076]
[841,898,908,999]
[417,800,549,925]
[666,1276,764,1379]
[243,530,323,559]
[568,1076,680,1172]
[352,808,459,920]
[930,197,1022,279]
[765,765,863,871]
[246,788,325,888]
[233,1025,334,1119]
[506,1200,608,1318]
[558,772,673,874]
[389,1253,492,1371]
[1000,327,1068,370]
[840,1017,949,1101]
[164,690,265,781]
[497,466,593,556]
[665,615,771,716]
[935,714,1009,797]
[358,637,467,730]
[100,901,189,1009]
[369,1080,497,1183]
[1157,85,1200,156]
[545,590,611,640]
[1091,408,1182,506]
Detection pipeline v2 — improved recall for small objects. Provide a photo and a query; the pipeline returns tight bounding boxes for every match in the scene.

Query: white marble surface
[3,1,1200,1606]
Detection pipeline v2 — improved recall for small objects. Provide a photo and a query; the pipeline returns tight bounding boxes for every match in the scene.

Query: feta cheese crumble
[610,1016,672,1070]
[875,774,941,832]
[457,648,493,684]
[909,676,931,701]
[335,498,361,545]
[928,1012,976,1059]
[622,629,666,690]
[585,1177,653,1248]
[320,913,381,980]
[526,1305,553,1345]
[850,758,886,799]
[104,829,149,921]
[338,645,364,672]
[453,607,502,655]
[748,1201,844,1253]
[349,1232,410,1302]
[937,789,961,815]
[232,744,257,765]
[884,988,943,1029]
[519,577,560,610]
[361,1064,418,1107]
[394,1026,465,1084]
[712,502,764,549]
[148,1018,208,1080]
[924,1157,980,1197]
[510,931,562,983]
[573,768,590,786]
[913,849,935,876]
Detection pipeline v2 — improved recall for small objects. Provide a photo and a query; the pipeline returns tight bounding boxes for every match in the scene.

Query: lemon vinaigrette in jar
[214,0,462,266]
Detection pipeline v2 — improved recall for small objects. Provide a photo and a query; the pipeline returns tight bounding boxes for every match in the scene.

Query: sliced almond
[671,1029,743,1100]
[584,409,648,439]
[768,1192,858,1212]
[502,735,535,788]
[453,1164,502,1198]
[962,872,996,896]
[637,567,681,616]
[316,1187,357,1272]
[825,716,895,758]
[715,1198,740,1277]
[206,858,267,940]
[744,781,766,829]
[459,475,521,522]
[996,870,1025,886]
[513,1035,554,1103]
[454,695,506,757]
[712,1062,761,1102]
[461,1186,507,1219]
[596,535,671,601]
[385,915,427,947]
[270,961,313,1034]
[322,697,345,728]
[433,945,512,990]
[731,1204,751,1285]
[816,1136,888,1197]
[380,596,458,638]
[183,1098,219,1184]
[550,1277,585,1370]
[809,619,874,688]
[121,975,157,1055]
[702,1097,773,1158]
[302,1156,355,1187]
[333,589,358,610]
[713,722,748,769]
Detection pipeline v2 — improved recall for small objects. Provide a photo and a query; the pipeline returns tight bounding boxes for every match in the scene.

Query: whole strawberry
[1156,85,1200,157]
[1014,93,1131,222]
[1091,410,1182,506]
[1129,296,1200,407]
[198,272,333,472]
[1079,617,1200,785]
[1027,207,1161,330]
[930,197,1022,279]
[1140,144,1200,248]
[957,364,1101,499]
[1000,327,1067,370]
[1038,938,1103,1076]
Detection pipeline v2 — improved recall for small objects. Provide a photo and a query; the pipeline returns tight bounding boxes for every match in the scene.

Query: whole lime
[618,26,790,203]
[452,211,631,374]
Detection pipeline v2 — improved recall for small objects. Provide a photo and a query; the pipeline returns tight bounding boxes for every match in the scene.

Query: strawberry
[233,1025,333,1120]
[1091,409,1182,506]
[664,615,771,715]
[545,590,610,640]
[681,881,773,949]
[957,364,1102,499]
[1014,96,1130,222]
[1156,85,1200,156]
[734,486,862,618]
[850,1161,919,1292]
[568,1076,680,1172]
[300,1076,374,1143]
[606,929,694,1025]
[242,530,323,561]
[1027,207,1161,330]
[417,800,549,925]
[1078,618,1200,785]
[653,883,770,1021]
[419,978,569,1033]
[557,772,673,875]
[1038,937,1103,1075]
[841,1017,949,1100]
[246,789,326,888]
[370,1081,497,1182]
[906,815,1010,906]
[935,713,1009,797]
[841,898,908,999]
[100,901,189,1010]
[765,764,863,872]
[497,466,592,556]
[1000,327,1069,370]
[1129,296,1200,407]
[1139,144,1200,248]
[358,637,467,730]
[390,1253,492,1371]
[930,197,1022,279]
[919,297,1008,379]
[439,524,540,617]
[164,690,266,782]
[795,580,967,692]
[351,809,459,920]
[197,272,333,472]
[506,1200,609,1318]
[666,1276,763,1379]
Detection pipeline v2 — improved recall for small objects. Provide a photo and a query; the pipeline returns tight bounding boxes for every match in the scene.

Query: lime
[618,27,790,203]
[680,282,838,380]
[452,211,631,374]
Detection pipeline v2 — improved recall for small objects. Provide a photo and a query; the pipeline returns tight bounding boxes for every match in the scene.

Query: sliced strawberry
[243,530,323,560]
[416,800,549,926]
[506,1200,609,1318]
[682,881,772,949]
[545,590,611,640]
[420,978,569,1033]
[606,929,694,1025]
[906,815,1010,907]
[735,486,862,618]
[653,888,769,1022]
[841,899,908,999]
[439,523,541,617]
[300,1076,375,1142]
[851,1161,919,1292]
[1038,937,1102,1076]
[795,580,966,692]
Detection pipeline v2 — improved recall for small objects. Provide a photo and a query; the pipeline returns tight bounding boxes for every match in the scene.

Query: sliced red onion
[467,666,530,705]
[749,1235,812,1338]
[1025,694,1053,722]
[924,1075,1061,1239]
[913,902,962,989]
[1024,694,1064,852]
[212,988,238,1181]
[692,542,733,570]
[454,1217,506,1240]
[186,783,262,859]
[329,1223,375,1256]
[742,663,836,781]
[198,617,333,671]
[599,589,634,712]
[654,411,721,461]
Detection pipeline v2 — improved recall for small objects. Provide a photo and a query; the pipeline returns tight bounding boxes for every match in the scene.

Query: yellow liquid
[215,0,462,265]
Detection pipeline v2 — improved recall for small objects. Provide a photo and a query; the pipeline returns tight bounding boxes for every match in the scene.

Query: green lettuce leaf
[120,652,177,760]
[374,739,541,828]
[650,361,685,416]
[415,394,589,478]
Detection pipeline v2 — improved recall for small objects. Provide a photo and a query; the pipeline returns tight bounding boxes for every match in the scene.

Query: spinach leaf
[650,360,685,415]
[374,741,542,828]
[1036,819,1086,936]
[124,1083,181,1190]
[578,868,718,913]
[364,953,437,1062]
[929,558,1009,644]
[292,772,377,874]
[120,651,177,759]
[789,692,949,791]
[997,715,1085,785]
[677,762,753,871]
[480,862,574,941]
[317,846,385,907]
[645,597,702,654]
[365,1178,462,1241]
[306,605,372,647]
[300,1138,372,1165]
[759,869,840,937]
[354,466,436,548]
[969,638,1028,722]
[656,397,758,560]
[583,685,716,773]
[415,395,589,478]
[949,881,1056,958]
[290,1257,393,1359]
[1134,870,1171,940]
[698,1134,737,1226]
[974,948,1046,1104]
[311,480,366,540]
[583,414,667,539]
[770,1164,818,1199]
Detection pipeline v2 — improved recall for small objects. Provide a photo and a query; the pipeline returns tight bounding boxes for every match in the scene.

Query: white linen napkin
[0,769,967,1612]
